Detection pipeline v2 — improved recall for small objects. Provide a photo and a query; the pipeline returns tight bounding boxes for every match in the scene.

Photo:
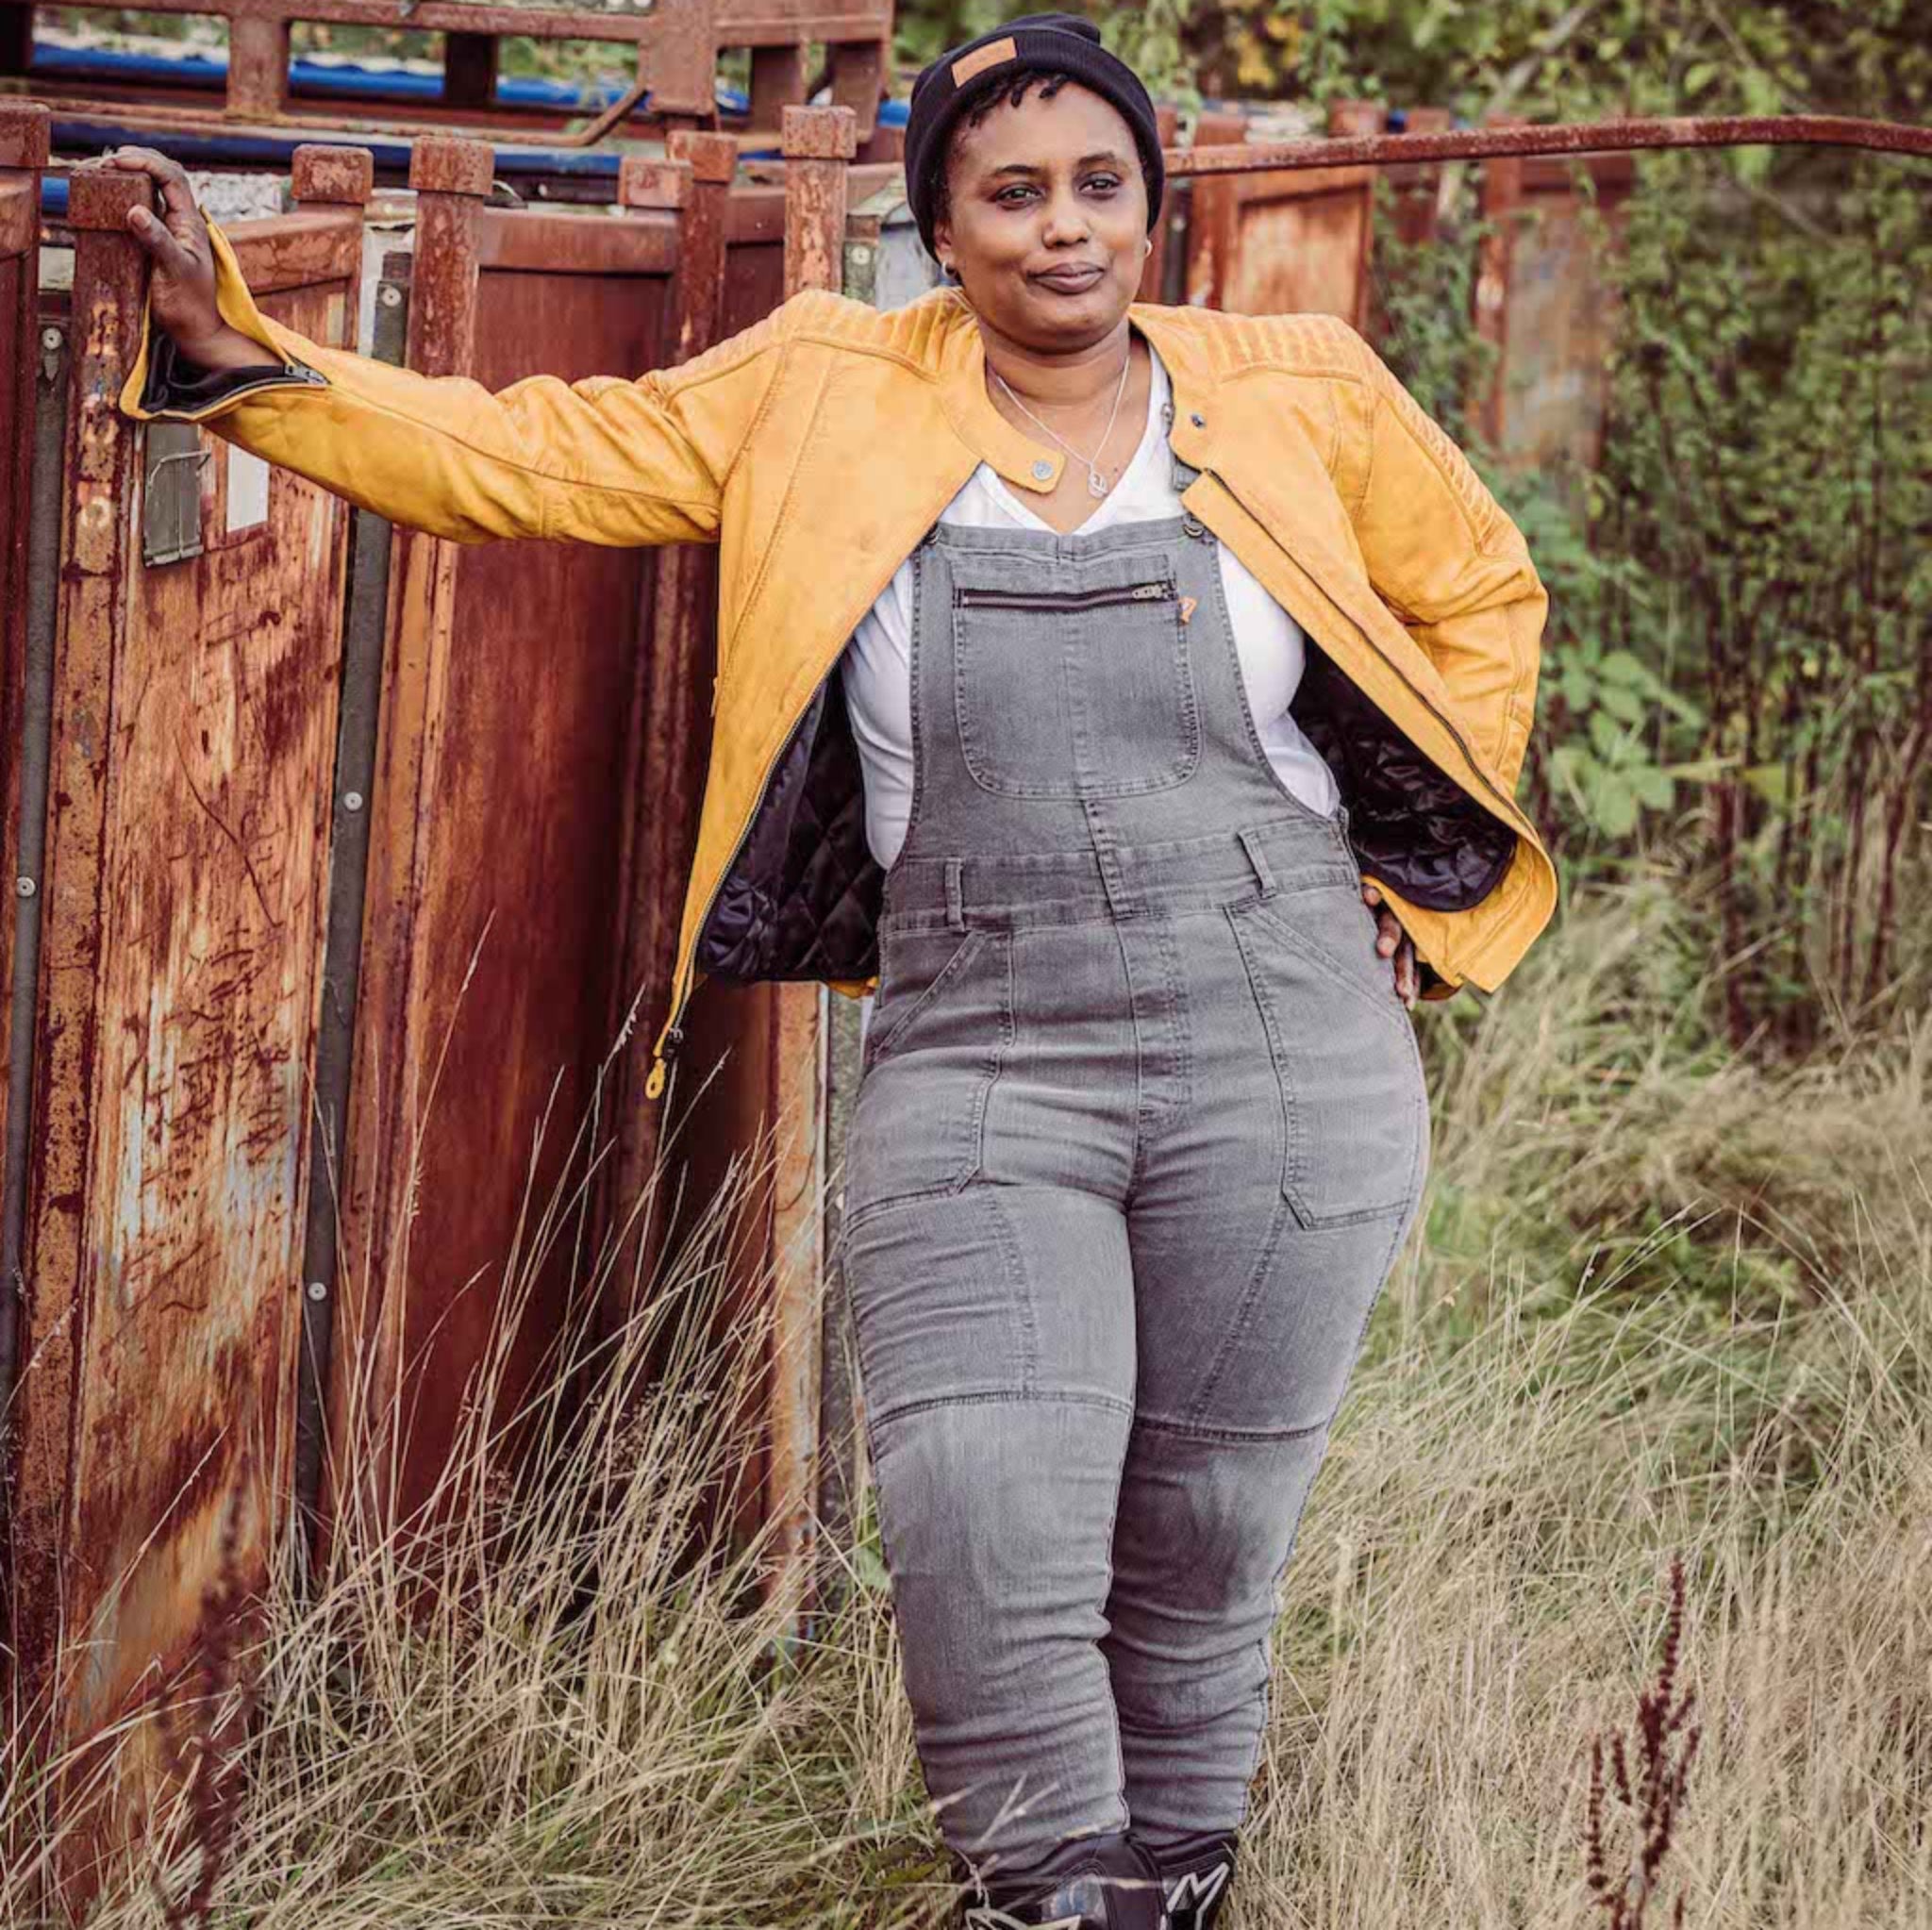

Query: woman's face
[935,79,1150,351]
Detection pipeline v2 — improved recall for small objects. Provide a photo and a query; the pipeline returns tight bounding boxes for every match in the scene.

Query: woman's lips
[1030,264,1106,291]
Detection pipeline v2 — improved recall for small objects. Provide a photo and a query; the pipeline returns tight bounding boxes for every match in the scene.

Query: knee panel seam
[1129,1410,1332,1446]
[869,1388,1138,1432]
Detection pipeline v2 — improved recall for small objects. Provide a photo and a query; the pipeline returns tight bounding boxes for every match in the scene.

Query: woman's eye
[991,175,1119,207]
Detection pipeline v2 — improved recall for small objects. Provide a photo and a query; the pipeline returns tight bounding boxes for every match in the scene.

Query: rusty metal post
[1388,105,1455,248]
[0,4,30,78]
[324,136,491,1542]
[443,31,499,110]
[283,145,375,1580]
[1138,102,1180,305]
[1364,107,1453,348]
[0,99,50,1541]
[827,38,888,143]
[290,140,376,209]
[1327,99,1384,333]
[1472,112,1526,447]
[603,131,734,1339]
[783,103,858,301]
[759,101,858,1640]
[749,42,808,136]
[1183,108,1247,310]
[226,12,291,121]
[644,0,719,126]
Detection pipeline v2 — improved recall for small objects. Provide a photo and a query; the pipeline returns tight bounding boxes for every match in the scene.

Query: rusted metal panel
[324,138,686,1542]
[1183,103,1378,326]
[477,208,680,276]
[1480,143,1636,480]
[8,171,356,1907]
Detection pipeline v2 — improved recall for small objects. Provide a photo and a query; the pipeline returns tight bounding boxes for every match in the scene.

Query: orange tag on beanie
[953,37,1019,86]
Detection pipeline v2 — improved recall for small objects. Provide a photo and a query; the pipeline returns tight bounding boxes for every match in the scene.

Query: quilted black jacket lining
[693,640,1518,985]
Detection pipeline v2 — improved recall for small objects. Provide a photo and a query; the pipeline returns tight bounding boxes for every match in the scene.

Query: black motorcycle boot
[956,1832,1171,1928]
[1138,1829,1240,1930]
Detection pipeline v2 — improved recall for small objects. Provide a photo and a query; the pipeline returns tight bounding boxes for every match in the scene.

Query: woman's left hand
[1361,883,1419,1009]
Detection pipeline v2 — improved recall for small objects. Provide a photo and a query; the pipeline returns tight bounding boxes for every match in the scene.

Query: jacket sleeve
[117,214,793,548]
[1344,330,1547,797]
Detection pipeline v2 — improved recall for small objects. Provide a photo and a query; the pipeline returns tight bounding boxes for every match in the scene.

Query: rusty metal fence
[2,85,1927,1909]
[0,95,892,1902]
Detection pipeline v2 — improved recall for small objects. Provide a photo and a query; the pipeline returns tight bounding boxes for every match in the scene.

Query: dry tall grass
[4,875,1926,1927]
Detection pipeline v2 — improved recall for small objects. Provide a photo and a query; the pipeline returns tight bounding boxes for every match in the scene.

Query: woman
[110,15,1555,1924]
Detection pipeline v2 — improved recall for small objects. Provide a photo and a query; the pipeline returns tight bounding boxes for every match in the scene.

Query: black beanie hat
[903,11,1165,264]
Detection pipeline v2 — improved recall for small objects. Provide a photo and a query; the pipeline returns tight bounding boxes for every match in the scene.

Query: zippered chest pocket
[949,572,1201,800]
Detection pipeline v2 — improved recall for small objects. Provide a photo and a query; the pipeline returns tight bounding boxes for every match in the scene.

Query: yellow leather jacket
[120,216,1557,1103]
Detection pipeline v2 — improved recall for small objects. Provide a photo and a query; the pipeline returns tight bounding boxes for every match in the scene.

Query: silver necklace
[994,345,1134,500]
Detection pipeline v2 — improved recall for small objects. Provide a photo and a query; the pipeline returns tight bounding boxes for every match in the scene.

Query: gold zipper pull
[644,1021,687,1103]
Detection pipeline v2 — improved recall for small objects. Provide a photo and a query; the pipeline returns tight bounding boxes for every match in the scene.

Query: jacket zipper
[954,579,1172,612]
[155,359,329,423]
[1195,464,1546,856]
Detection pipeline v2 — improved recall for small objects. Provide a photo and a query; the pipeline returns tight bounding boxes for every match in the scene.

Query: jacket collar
[924,289,1217,496]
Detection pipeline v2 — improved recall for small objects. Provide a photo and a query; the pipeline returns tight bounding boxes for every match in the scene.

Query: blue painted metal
[27,38,755,113]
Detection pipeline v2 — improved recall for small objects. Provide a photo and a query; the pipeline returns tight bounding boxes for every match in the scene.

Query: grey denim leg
[838,495,1435,1880]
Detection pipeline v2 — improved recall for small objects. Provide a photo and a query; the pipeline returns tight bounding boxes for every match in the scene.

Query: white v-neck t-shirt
[840,345,1341,872]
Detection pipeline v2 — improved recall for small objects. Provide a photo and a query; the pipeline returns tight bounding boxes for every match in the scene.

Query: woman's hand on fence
[1362,882,1420,1009]
[104,147,262,370]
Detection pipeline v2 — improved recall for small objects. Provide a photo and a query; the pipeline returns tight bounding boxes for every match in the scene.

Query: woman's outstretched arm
[107,145,790,549]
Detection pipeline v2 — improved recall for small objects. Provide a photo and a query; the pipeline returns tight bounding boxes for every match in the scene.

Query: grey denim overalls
[836,438,1432,1893]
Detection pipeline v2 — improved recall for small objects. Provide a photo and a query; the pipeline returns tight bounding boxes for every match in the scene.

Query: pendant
[1087,467,1108,499]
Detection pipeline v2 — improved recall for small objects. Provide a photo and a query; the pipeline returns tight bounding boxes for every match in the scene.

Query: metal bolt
[341,790,364,812]
[849,243,875,265]
[379,285,402,308]
[15,876,36,898]
[306,1280,328,1303]
[41,327,61,352]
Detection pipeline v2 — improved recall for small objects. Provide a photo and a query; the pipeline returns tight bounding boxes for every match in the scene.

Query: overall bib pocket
[951,570,1200,799]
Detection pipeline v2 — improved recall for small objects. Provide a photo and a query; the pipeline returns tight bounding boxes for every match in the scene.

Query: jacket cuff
[120,214,328,422]
[141,328,299,415]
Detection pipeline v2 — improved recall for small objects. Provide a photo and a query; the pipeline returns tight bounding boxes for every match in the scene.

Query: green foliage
[894,0,1930,121]
[1590,149,1931,1037]
[1365,119,1930,1044]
